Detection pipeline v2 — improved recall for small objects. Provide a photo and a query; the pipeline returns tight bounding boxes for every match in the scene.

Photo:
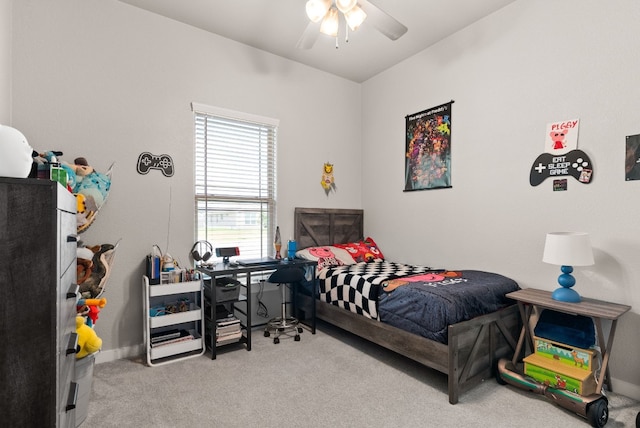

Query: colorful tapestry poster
[625,134,640,181]
[404,101,452,191]
[545,119,579,154]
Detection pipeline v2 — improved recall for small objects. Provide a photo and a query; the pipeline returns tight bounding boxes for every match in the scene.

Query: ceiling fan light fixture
[305,0,332,23]
[345,6,367,31]
[335,0,358,14]
[320,7,339,37]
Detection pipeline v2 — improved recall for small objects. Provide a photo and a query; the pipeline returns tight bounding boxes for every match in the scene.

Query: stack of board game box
[524,336,597,395]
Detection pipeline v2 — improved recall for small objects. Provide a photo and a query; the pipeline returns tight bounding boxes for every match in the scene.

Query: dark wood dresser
[0,178,78,427]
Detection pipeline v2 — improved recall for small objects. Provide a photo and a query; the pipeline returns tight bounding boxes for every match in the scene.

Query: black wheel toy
[586,397,608,428]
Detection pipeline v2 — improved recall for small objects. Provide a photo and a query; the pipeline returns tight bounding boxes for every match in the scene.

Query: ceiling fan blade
[296,21,321,49]
[359,0,408,41]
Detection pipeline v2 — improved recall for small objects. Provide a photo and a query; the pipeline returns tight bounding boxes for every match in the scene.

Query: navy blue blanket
[378,270,520,344]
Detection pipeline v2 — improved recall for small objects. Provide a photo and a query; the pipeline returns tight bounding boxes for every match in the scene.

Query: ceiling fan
[297,0,408,49]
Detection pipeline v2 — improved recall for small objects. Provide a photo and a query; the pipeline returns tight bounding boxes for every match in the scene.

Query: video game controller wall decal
[529,149,593,186]
[137,152,174,177]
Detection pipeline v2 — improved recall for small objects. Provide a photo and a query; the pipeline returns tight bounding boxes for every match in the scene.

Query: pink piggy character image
[308,247,343,269]
[550,130,568,150]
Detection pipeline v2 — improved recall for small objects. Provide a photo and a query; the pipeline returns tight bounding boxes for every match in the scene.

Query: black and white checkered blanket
[318,261,431,319]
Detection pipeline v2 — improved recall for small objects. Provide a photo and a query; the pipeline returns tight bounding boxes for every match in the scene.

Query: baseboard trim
[611,377,640,401]
[94,344,144,364]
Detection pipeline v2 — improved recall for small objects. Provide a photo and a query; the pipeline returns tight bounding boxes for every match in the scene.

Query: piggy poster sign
[530,118,594,187]
[545,119,579,155]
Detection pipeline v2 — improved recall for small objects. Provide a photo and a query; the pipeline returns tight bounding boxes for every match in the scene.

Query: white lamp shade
[320,7,339,37]
[306,0,332,23]
[335,0,357,13]
[345,6,367,31]
[542,232,594,266]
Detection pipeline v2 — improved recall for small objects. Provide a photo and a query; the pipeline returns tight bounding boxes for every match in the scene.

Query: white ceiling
[117,0,517,83]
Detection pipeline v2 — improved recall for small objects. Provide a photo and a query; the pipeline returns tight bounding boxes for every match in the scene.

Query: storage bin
[74,352,96,427]
[534,309,595,349]
[214,277,241,302]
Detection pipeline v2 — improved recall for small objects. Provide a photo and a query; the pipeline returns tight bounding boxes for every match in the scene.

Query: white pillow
[296,246,355,269]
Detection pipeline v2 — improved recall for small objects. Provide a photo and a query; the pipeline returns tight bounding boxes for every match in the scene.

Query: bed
[294,207,521,404]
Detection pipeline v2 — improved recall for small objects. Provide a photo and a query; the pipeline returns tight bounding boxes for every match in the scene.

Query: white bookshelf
[143,276,205,366]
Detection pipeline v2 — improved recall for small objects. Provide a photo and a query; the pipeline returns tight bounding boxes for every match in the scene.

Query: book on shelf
[150,329,194,347]
[146,255,161,285]
[217,326,240,335]
[216,331,242,345]
[151,329,181,343]
[216,323,241,336]
[152,334,195,347]
[217,316,240,327]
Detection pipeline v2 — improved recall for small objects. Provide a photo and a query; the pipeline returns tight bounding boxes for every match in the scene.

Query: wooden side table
[507,288,631,394]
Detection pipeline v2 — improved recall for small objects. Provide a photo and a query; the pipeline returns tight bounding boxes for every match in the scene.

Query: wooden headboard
[294,208,364,249]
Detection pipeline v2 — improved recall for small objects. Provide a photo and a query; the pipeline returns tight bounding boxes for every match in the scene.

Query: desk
[507,288,631,394]
[198,259,317,359]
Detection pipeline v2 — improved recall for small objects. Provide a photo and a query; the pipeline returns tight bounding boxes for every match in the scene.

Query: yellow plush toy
[75,316,102,359]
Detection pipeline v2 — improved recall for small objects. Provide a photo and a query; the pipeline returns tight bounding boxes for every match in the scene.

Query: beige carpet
[83,322,639,427]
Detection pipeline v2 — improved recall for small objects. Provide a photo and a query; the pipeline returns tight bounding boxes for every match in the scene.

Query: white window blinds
[192,103,278,260]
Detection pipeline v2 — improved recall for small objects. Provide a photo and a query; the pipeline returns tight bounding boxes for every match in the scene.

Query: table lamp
[542,232,594,302]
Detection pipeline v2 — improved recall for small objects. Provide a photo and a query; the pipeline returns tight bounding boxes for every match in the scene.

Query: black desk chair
[264,266,305,344]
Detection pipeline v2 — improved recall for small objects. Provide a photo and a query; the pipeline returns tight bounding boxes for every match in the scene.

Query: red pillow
[334,237,384,263]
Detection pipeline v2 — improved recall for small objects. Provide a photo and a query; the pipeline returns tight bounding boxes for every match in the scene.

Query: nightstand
[506,288,631,394]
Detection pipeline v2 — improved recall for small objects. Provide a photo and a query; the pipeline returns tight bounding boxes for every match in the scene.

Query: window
[192,103,278,260]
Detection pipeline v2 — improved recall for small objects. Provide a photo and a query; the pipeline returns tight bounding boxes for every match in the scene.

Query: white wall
[0,0,11,124]
[11,0,362,361]
[362,0,640,399]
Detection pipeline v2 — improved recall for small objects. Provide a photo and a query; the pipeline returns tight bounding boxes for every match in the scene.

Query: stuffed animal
[63,157,112,233]
[77,298,107,327]
[72,157,110,205]
[77,246,95,285]
[75,316,102,359]
[78,243,117,299]
[30,152,112,232]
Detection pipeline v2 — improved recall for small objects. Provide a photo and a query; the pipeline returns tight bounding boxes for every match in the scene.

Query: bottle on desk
[287,239,297,260]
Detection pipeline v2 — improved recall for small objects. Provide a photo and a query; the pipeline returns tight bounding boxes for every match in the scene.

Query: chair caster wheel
[274,337,280,344]
[294,335,301,342]
[264,331,270,337]
[297,327,303,333]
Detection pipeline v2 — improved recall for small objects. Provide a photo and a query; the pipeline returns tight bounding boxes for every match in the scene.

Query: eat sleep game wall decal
[529,119,593,187]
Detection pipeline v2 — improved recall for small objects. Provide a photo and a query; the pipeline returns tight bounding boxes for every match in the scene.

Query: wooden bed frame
[294,207,520,404]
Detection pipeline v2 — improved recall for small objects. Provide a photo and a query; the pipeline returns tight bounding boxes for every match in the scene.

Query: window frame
[192,102,278,260]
